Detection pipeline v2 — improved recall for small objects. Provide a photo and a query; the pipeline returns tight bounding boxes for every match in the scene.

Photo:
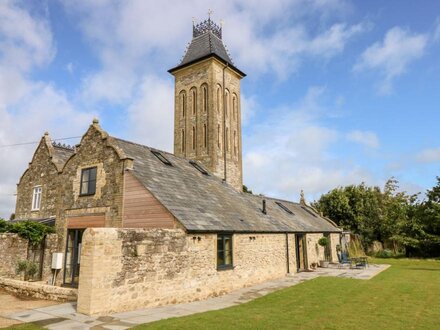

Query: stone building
[9,18,342,315]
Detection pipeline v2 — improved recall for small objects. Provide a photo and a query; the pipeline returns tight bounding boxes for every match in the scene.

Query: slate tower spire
[169,17,246,191]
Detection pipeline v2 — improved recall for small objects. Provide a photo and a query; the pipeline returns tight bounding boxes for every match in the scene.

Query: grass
[134,258,440,330]
[4,324,43,330]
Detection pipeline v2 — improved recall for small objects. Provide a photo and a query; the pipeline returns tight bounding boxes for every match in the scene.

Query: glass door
[63,229,84,287]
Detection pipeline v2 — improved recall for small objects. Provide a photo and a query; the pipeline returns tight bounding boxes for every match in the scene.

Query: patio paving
[3,264,390,329]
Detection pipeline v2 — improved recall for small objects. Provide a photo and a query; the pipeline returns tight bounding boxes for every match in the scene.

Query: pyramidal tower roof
[169,17,245,77]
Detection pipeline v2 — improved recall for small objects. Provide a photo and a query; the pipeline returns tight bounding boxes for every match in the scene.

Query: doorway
[295,234,307,271]
[63,229,84,287]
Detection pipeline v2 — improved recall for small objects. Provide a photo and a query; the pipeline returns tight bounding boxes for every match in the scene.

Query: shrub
[16,260,28,275]
[15,260,40,280]
[318,237,329,247]
[374,249,405,258]
[0,218,12,233]
[8,220,54,244]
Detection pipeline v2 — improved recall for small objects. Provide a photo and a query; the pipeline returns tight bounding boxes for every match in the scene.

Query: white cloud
[354,26,428,94]
[59,0,366,103]
[416,147,440,164]
[125,75,174,151]
[0,1,92,218]
[243,86,374,201]
[347,130,379,149]
[434,17,440,42]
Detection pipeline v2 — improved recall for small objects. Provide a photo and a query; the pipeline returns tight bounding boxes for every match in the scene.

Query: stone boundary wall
[0,233,59,282]
[77,228,297,315]
[0,277,77,301]
[0,234,28,279]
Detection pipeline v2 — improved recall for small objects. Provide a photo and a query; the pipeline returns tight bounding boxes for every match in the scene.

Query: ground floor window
[217,234,233,269]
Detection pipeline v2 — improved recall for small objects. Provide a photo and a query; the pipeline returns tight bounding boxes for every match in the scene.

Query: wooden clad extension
[67,214,105,228]
[122,171,176,228]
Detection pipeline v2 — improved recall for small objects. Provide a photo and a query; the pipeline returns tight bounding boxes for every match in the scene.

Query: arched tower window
[202,85,208,113]
[225,90,230,118]
[179,91,187,118]
[226,127,229,151]
[181,129,185,153]
[192,126,196,150]
[234,130,237,156]
[191,88,197,115]
[217,124,221,149]
[203,124,207,148]
[216,85,221,114]
[232,94,237,120]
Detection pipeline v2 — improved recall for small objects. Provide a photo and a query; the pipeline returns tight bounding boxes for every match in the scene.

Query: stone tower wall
[172,58,243,190]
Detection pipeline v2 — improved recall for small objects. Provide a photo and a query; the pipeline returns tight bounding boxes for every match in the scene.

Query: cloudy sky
[1,0,439,218]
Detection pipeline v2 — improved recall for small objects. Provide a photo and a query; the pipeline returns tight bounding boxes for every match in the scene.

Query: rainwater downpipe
[286,233,290,274]
[222,63,228,182]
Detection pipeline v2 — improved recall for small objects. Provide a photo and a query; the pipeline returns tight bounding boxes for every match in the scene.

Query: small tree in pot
[318,237,330,268]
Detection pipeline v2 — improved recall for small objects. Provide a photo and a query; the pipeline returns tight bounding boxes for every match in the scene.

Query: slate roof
[111,137,340,234]
[168,19,246,77]
[52,145,74,169]
[180,31,233,67]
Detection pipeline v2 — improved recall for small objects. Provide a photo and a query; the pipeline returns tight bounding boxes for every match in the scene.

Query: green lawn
[134,258,440,330]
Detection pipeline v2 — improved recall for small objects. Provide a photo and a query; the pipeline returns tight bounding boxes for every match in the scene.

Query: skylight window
[301,206,317,217]
[151,150,172,166]
[275,202,294,215]
[190,160,209,175]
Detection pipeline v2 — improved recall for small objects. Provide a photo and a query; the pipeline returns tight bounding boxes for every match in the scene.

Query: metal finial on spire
[208,9,213,18]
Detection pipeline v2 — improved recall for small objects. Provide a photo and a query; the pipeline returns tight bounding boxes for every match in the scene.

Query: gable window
[80,167,97,196]
[217,234,233,269]
[31,186,42,211]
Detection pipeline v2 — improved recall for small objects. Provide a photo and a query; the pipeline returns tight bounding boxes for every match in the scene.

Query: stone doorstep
[0,277,77,302]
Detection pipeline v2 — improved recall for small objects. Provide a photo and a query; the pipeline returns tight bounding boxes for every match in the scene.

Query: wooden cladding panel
[67,215,105,229]
[123,172,175,228]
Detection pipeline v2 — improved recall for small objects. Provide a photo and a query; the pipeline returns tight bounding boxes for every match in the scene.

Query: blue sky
[0,0,439,218]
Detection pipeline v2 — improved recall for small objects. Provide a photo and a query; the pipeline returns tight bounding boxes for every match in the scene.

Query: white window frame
[31,186,42,211]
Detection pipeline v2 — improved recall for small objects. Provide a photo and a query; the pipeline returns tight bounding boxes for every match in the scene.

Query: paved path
[4,264,389,329]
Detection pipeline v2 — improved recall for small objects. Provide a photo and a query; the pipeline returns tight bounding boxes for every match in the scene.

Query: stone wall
[172,58,243,191]
[0,234,28,279]
[15,136,60,220]
[0,277,77,301]
[330,233,340,262]
[306,233,325,267]
[0,233,59,282]
[77,228,296,315]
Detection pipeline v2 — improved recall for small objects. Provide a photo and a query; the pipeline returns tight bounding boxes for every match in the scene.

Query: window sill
[217,265,234,271]
[78,193,95,197]
[31,209,40,212]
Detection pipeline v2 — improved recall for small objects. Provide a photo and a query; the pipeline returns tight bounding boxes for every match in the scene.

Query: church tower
[169,17,246,191]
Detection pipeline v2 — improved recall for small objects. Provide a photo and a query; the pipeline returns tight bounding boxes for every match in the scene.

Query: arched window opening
[180,92,186,118]
[191,89,197,115]
[232,95,237,120]
[217,124,221,149]
[225,90,230,118]
[192,126,196,150]
[226,127,229,151]
[216,86,221,114]
[203,124,207,148]
[234,130,237,156]
[181,129,185,153]
[202,85,208,113]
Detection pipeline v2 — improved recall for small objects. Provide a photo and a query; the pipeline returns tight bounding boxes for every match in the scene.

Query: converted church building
[11,18,342,315]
